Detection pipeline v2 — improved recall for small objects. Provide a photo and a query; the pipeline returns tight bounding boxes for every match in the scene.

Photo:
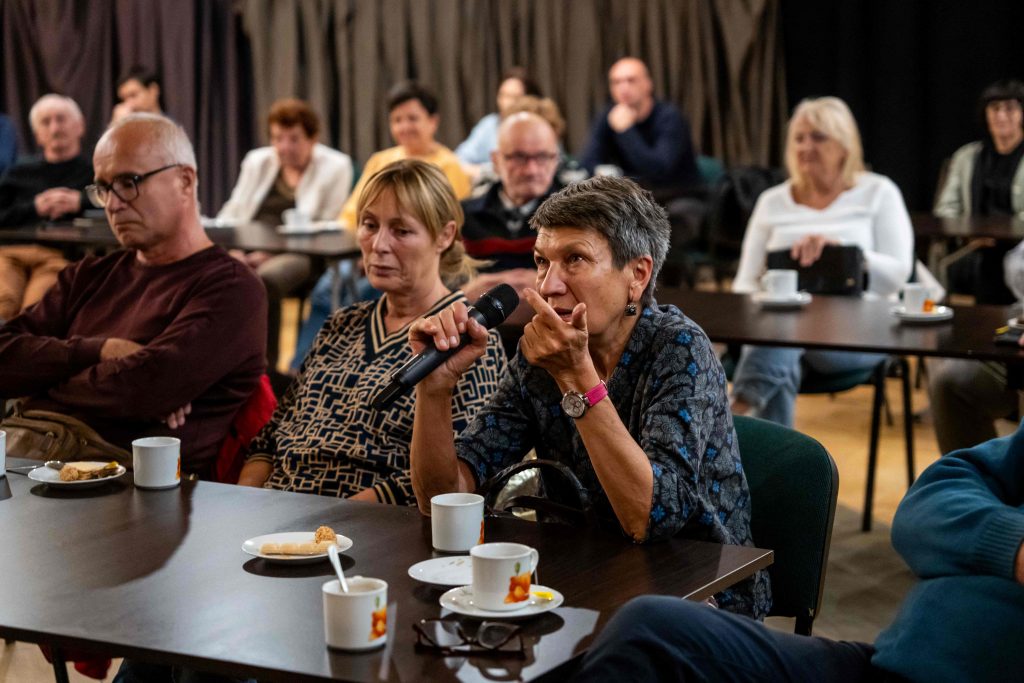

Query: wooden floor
[3,302,996,681]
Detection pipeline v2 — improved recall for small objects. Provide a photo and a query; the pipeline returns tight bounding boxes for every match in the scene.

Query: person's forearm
[237,459,273,487]
[410,385,473,515]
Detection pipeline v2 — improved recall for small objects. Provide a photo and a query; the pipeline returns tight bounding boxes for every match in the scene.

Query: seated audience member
[0,94,94,321]
[111,65,163,123]
[0,112,17,175]
[455,66,542,180]
[408,176,771,618]
[730,97,913,427]
[290,81,471,369]
[573,425,1024,683]
[237,160,505,503]
[928,239,1024,454]
[581,57,698,194]
[218,98,353,368]
[461,111,563,324]
[935,79,1024,305]
[0,114,266,477]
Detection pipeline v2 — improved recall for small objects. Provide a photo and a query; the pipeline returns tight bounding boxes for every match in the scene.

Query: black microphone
[370,284,520,410]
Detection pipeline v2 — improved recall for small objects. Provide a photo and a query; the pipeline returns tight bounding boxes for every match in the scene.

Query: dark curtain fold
[0,0,251,212]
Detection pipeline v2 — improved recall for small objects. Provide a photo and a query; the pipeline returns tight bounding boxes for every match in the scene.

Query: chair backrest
[706,166,787,251]
[733,415,839,634]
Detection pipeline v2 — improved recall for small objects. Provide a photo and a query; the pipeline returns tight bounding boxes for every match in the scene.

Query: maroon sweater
[0,246,267,474]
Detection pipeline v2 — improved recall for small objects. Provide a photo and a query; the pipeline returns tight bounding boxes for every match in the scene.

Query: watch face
[561,392,587,418]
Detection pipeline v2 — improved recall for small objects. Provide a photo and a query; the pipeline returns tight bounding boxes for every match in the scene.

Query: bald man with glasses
[0,113,266,478]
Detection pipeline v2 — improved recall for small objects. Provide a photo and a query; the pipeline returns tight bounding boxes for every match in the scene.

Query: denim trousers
[113,660,254,683]
[571,596,892,683]
[731,345,886,428]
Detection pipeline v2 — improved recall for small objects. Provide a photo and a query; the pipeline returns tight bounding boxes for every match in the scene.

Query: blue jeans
[731,346,886,427]
[114,660,254,683]
[290,261,381,371]
[572,596,890,683]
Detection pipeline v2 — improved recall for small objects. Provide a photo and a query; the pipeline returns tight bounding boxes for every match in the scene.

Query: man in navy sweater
[581,57,698,194]
[572,423,1024,682]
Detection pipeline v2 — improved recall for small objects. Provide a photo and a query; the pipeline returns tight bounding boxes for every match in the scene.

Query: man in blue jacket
[572,423,1024,682]
[581,57,698,193]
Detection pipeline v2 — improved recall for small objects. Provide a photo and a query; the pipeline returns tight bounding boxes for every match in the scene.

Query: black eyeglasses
[502,152,558,166]
[413,618,525,658]
[86,163,182,207]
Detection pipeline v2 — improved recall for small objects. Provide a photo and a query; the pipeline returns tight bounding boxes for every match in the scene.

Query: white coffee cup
[323,577,388,651]
[760,269,798,298]
[431,492,485,552]
[282,208,311,228]
[470,542,539,611]
[0,430,6,479]
[902,283,929,313]
[594,164,623,178]
[132,436,181,489]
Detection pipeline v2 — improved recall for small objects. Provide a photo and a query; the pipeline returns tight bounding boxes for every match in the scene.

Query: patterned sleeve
[637,326,739,541]
[372,330,507,506]
[455,352,535,488]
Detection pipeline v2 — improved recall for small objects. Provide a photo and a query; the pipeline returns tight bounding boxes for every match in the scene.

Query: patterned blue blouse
[246,291,506,506]
[455,303,771,618]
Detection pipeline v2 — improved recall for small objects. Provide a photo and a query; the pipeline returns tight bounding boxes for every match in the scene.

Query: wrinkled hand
[163,403,192,429]
[34,188,82,220]
[100,337,144,361]
[519,288,591,383]
[407,300,489,392]
[789,234,839,267]
[608,104,639,133]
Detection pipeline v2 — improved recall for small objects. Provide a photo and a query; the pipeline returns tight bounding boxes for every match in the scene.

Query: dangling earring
[625,301,638,316]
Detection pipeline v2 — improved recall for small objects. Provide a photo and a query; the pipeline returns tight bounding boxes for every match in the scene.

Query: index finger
[522,288,563,325]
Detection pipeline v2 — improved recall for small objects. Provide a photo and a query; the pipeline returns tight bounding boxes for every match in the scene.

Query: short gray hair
[530,176,670,308]
[29,94,83,131]
[98,113,197,170]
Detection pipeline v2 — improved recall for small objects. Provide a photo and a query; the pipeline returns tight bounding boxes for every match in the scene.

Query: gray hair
[530,176,670,308]
[98,113,197,170]
[29,94,83,131]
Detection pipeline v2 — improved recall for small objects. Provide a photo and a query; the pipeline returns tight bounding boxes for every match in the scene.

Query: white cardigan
[732,172,914,296]
[217,143,353,222]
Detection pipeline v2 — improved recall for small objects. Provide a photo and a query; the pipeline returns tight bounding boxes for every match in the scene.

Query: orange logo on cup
[370,596,387,640]
[504,562,530,604]
[176,457,181,481]
[478,518,485,545]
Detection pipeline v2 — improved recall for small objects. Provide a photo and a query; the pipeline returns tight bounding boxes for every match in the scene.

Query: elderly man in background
[0,94,93,321]
[0,113,266,478]
[461,111,562,326]
[581,57,699,195]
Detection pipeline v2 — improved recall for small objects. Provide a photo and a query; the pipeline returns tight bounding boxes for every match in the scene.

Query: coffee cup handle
[528,549,539,576]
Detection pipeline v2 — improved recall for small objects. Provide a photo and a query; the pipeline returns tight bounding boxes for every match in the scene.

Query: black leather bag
[478,459,595,527]
[766,244,868,295]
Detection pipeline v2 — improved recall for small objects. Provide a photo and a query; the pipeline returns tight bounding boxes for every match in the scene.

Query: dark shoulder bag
[766,244,868,295]
[478,459,595,527]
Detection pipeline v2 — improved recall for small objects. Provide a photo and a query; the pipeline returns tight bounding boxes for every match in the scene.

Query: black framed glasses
[501,152,558,167]
[413,618,525,658]
[86,163,182,208]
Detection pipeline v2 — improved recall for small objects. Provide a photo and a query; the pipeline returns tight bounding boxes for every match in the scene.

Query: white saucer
[751,291,812,309]
[891,305,953,323]
[241,531,353,564]
[27,463,127,489]
[1008,317,1024,331]
[408,556,473,587]
[276,221,342,235]
[439,584,564,620]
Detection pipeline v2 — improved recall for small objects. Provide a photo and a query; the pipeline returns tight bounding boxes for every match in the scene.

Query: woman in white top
[730,96,913,427]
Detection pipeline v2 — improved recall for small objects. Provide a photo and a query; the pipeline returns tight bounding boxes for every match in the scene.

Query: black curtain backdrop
[781,0,1024,212]
[0,0,252,213]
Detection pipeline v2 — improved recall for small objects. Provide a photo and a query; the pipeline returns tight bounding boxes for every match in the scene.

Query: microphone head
[472,284,520,328]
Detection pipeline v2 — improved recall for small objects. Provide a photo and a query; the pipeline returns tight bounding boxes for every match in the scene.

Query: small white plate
[27,463,127,489]
[439,584,564,620]
[241,531,354,564]
[276,221,342,235]
[1008,317,1024,331]
[891,305,953,323]
[408,556,473,587]
[751,291,812,309]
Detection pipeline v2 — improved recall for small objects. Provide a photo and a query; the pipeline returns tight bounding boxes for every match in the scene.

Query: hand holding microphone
[371,284,519,410]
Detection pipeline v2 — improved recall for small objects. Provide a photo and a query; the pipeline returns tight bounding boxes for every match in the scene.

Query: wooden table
[659,289,1024,362]
[0,220,361,259]
[0,461,772,683]
[912,212,1024,243]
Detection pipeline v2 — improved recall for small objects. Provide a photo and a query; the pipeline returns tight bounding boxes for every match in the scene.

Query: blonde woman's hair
[505,95,566,137]
[785,96,865,189]
[356,159,482,287]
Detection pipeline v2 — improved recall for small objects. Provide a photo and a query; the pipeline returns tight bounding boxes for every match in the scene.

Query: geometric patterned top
[455,303,771,618]
[246,291,507,505]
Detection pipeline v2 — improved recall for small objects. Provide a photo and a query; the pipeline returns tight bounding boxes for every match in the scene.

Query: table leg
[49,644,70,683]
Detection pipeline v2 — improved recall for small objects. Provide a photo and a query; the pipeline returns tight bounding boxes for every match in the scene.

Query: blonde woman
[730,96,913,426]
